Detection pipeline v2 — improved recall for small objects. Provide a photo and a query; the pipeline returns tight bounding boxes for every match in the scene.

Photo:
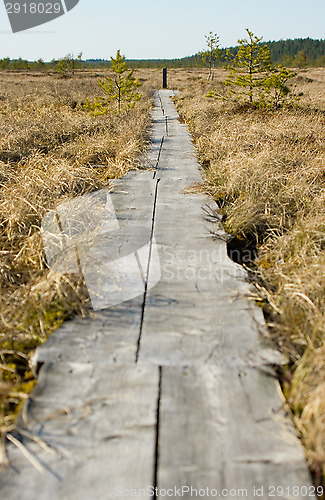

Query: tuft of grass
[174,68,325,487]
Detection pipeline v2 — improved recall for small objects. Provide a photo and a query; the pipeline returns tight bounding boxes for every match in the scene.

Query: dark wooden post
[163,68,167,89]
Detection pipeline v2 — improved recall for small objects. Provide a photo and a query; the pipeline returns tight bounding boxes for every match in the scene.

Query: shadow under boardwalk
[0,91,316,500]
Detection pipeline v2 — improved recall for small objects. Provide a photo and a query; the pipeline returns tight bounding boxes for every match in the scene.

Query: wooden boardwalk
[0,91,315,499]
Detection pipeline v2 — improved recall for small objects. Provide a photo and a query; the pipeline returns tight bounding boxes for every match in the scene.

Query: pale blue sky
[0,0,324,61]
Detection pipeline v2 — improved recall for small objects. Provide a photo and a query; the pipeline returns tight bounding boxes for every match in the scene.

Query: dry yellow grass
[174,68,325,488]
[0,69,157,434]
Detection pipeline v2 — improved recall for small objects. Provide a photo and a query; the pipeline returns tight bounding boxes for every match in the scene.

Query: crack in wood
[154,136,164,173]
[153,366,162,499]
[135,176,160,363]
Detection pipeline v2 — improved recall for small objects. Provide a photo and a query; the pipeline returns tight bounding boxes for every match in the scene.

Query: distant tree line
[0,55,86,72]
[130,38,325,69]
[219,38,325,68]
[1,37,325,72]
[266,38,325,66]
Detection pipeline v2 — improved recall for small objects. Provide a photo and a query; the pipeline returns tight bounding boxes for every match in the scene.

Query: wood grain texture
[2,363,159,499]
[157,366,313,499]
[33,170,158,368]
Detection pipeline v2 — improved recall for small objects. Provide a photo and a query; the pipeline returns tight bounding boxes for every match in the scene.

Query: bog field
[0,66,325,488]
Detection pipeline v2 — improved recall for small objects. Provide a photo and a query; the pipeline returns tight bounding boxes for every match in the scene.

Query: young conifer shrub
[84,50,142,114]
[207,29,299,108]
[199,32,220,80]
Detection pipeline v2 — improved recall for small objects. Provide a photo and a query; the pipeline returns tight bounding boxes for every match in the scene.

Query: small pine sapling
[199,32,220,80]
[260,65,300,108]
[84,50,142,115]
[208,29,300,108]
[55,53,77,77]
[223,29,271,104]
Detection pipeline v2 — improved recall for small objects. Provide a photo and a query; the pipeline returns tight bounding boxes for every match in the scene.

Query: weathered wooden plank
[2,363,159,500]
[157,366,316,499]
[32,297,142,368]
[145,93,165,167]
[138,92,279,368]
[33,170,158,368]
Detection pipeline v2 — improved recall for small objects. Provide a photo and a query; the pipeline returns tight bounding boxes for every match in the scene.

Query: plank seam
[158,91,164,115]
[153,366,162,499]
[136,96,165,362]
[154,136,165,176]
[135,177,160,363]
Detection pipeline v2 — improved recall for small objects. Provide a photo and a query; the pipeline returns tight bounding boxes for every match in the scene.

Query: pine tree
[84,51,142,114]
[260,65,299,108]
[199,32,220,80]
[55,53,77,77]
[293,50,307,68]
[208,29,299,108]
[223,29,271,104]
[282,54,294,68]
